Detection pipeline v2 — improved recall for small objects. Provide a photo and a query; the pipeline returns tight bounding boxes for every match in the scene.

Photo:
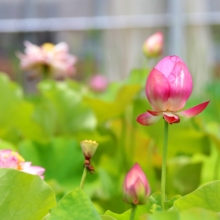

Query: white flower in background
[18,41,77,78]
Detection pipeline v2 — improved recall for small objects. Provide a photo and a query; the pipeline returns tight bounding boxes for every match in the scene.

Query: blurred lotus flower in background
[89,74,108,92]
[137,55,210,125]
[123,163,150,205]
[17,41,77,78]
[143,32,163,58]
[0,149,45,179]
[80,140,98,160]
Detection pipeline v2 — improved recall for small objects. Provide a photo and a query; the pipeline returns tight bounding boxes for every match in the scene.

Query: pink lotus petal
[167,61,193,111]
[137,111,161,126]
[155,55,182,78]
[125,164,147,187]
[163,112,180,124]
[147,110,161,116]
[179,101,210,117]
[146,68,170,111]
[54,42,69,53]
[20,162,45,179]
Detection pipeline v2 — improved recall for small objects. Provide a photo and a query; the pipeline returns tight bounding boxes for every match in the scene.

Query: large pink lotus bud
[123,163,150,205]
[137,55,210,125]
[0,149,45,179]
[143,32,163,58]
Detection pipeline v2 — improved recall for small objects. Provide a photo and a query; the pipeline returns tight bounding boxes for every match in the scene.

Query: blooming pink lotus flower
[0,149,45,179]
[89,74,108,92]
[143,32,163,58]
[18,41,77,78]
[137,55,210,125]
[123,163,150,205]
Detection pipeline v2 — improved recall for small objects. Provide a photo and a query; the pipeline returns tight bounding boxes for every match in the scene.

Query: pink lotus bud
[89,74,108,92]
[80,140,98,159]
[17,41,77,78]
[0,149,45,179]
[123,163,150,205]
[143,32,163,58]
[137,55,210,126]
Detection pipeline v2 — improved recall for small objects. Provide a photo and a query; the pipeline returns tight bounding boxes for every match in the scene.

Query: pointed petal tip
[137,111,161,126]
[179,100,210,118]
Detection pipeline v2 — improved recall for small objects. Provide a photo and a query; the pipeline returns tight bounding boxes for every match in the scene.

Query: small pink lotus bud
[123,163,150,205]
[143,32,163,58]
[89,74,108,92]
[80,140,98,159]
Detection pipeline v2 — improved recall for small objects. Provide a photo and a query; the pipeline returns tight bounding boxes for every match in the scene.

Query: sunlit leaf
[104,210,130,220]
[180,208,219,220]
[141,209,219,220]
[0,168,56,220]
[105,205,150,220]
[174,180,220,212]
[48,188,101,220]
[146,211,179,220]
[101,215,116,220]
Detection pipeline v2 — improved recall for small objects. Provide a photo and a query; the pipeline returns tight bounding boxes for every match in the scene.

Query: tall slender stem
[117,114,128,171]
[214,153,220,180]
[80,167,87,189]
[129,204,137,220]
[161,120,169,210]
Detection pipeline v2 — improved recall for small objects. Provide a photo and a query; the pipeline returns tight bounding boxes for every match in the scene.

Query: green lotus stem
[80,167,87,189]
[161,120,169,210]
[129,204,137,220]
[117,114,128,171]
[214,153,220,180]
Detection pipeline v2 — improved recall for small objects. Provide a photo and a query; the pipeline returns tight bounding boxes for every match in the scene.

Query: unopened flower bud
[80,140,98,159]
[143,32,163,58]
[89,74,108,93]
[123,163,150,205]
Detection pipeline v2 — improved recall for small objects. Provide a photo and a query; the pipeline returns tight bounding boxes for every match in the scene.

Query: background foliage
[0,66,219,218]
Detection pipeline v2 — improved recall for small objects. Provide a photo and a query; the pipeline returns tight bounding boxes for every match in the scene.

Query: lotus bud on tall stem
[136,55,210,210]
[123,163,151,220]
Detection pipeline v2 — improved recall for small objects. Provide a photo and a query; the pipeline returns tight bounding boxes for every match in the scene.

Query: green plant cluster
[0,67,219,219]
